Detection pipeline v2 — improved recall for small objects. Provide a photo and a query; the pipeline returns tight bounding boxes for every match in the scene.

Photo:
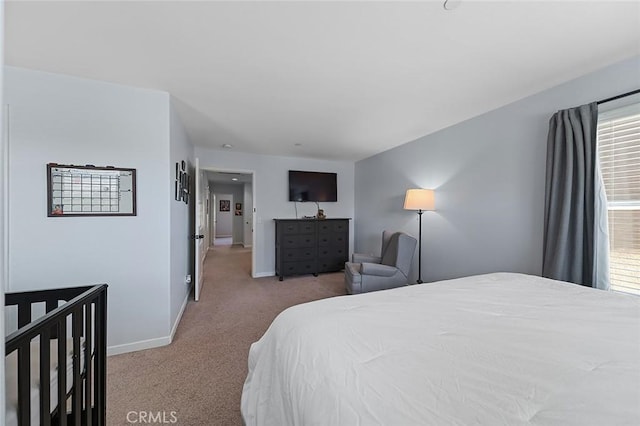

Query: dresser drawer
[282,261,316,276]
[318,233,347,247]
[282,221,317,234]
[283,248,317,261]
[281,234,317,248]
[331,221,348,233]
[317,220,348,234]
[280,222,300,234]
[318,246,347,259]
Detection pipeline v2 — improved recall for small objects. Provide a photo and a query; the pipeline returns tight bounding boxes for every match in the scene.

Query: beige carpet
[107,245,346,425]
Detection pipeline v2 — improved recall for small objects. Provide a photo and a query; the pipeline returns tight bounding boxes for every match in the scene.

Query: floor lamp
[404,189,435,284]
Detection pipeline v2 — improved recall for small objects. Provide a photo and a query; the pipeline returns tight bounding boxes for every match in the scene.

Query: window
[597,103,640,295]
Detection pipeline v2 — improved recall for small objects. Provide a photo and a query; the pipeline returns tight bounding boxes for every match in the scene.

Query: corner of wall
[168,101,195,333]
[0,0,7,418]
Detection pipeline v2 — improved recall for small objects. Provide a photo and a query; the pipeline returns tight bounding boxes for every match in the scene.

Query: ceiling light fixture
[443,0,461,11]
[222,144,232,149]
[231,178,238,181]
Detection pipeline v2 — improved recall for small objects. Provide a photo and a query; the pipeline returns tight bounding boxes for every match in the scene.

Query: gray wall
[196,148,355,276]
[355,55,640,284]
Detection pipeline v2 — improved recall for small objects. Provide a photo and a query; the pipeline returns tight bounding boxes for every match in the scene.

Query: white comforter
[241,273,640,425]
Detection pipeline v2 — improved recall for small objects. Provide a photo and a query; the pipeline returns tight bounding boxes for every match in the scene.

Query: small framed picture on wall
[220,199,230,212]
[235,202,242,216]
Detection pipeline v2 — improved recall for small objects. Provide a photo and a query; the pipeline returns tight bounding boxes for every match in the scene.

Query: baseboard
[253,271,275,278]
[242,244,253,248]
[170,291,190,342]
[107,336,171,356]
[107,292,190,356]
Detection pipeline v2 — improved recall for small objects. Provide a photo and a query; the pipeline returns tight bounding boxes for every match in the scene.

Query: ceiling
[207,171,252,186]
[5,1,640,161]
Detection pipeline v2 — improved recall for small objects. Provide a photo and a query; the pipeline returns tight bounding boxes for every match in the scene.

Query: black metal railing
[5,284,108,426]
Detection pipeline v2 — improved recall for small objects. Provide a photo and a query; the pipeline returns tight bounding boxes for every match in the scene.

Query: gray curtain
[542,102,610,289]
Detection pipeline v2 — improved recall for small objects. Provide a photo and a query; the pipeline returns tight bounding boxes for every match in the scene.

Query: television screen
[289,170,337,202]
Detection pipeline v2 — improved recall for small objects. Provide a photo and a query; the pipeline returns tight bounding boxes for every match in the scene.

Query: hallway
[107,244,345,425]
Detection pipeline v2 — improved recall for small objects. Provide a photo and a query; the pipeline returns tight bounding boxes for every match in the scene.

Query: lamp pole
[403,188,434,285]
[417,209,423,284]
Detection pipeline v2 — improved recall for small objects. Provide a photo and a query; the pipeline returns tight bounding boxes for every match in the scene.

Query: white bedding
[241,273,640,425]
[5,338,85,426]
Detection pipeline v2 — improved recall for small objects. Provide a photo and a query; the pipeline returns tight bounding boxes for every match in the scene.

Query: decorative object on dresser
[274,218,350,281]
[403,188,435,283]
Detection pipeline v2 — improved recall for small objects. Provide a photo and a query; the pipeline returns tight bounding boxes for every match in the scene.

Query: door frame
[201,167,257,278]
[211,193,217,244]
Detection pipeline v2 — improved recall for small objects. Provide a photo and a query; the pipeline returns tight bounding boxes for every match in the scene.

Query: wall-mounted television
[289,170,337,202]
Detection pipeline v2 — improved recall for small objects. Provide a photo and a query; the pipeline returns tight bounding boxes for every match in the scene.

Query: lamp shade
[404,189,435,211]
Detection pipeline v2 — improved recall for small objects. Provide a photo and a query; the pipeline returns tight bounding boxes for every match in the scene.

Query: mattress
[5,337,85,426]
[241,273,640,425]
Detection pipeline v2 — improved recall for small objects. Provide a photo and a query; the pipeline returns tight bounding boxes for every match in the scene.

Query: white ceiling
[5,1,640,161]
[207,170,252,185]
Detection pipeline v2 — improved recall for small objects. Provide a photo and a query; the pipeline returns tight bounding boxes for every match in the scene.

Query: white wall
[354,55,640,284]
[213,191,234,237]
[0,1,6,418]
[196,148,355,276]
[169,100,193,337]
[5,67,172,352]
[212,183,245,243]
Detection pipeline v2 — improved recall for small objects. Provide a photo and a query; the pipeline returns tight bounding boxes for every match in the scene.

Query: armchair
[351,230,393,264]
[345,231,418,294]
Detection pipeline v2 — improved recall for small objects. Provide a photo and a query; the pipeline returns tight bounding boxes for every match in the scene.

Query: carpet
[107,244,346,425]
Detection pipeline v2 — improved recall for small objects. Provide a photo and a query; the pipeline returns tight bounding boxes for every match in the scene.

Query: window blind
[597,107,640,294]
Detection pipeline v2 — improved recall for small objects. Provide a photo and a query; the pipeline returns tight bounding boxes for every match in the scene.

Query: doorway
[213,192,233,246]
[203,167,256,277]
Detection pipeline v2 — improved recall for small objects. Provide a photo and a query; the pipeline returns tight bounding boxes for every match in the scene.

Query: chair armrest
[360,262,398,277]
[352,253,382,264]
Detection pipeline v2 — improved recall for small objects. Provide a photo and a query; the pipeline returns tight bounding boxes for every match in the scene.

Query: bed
[5,285,107,426]
[241,273,640,425]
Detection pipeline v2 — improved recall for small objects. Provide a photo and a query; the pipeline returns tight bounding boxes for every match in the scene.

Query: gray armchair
[345,231,417,294]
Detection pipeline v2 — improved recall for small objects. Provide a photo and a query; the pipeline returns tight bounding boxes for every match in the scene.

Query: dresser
[274,218,350,281]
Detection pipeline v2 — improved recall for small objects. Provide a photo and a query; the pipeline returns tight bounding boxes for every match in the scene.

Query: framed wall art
[175,161,190,204]
[47,163,136,217]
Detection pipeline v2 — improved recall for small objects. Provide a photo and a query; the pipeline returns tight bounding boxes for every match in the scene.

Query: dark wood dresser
[274,218,350,281]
